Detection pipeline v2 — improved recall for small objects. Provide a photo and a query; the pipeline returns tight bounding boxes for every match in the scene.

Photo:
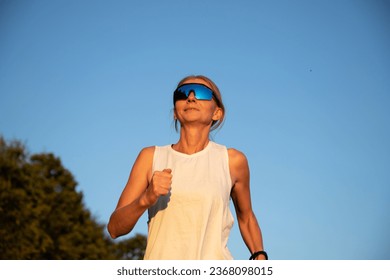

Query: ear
[212,107,223,121]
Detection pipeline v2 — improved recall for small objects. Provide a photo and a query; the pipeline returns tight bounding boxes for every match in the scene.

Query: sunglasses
[173,83,214,104]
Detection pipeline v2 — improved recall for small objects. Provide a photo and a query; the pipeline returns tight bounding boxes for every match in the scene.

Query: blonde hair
[174,75,226,132]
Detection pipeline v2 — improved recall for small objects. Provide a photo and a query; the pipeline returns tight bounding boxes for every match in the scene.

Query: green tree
[0,136,146,259]
[112,234,147,260]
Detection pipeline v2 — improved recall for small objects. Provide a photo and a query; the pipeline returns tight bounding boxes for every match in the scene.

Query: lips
[184,107,199,111]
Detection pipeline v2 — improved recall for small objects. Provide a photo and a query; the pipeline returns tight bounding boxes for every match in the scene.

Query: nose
[186,91,196,102]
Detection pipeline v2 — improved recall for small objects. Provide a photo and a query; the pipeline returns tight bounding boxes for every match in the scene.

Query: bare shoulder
[131,146,155,180]
[228,148,248,167]
[228,148,249,184]
[138,146,155,159]
[136,146,155,165]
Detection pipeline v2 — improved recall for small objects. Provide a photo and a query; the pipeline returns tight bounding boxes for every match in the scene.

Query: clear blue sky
[1,0,389,260]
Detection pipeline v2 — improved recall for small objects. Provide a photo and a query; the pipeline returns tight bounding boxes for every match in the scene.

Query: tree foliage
[0,136,146,260]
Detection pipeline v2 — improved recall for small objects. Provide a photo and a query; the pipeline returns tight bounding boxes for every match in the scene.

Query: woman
[108,75,267,260]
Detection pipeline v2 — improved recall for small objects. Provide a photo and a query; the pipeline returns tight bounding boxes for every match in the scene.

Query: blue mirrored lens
[173,84,213,103]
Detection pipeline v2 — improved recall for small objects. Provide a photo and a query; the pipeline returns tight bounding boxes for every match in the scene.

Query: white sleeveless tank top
[143,141,234,259]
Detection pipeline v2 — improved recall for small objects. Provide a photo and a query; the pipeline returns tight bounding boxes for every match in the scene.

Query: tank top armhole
[224,147,233,190]
[152,146,158,173]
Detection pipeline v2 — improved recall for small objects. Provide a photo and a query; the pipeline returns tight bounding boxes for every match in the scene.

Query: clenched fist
[142,169,172,207]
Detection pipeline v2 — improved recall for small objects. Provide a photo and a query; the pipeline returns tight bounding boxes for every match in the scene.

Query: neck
[173,125,211,154]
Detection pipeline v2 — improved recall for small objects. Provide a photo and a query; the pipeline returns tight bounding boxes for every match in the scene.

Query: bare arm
[229,148,266,260]
[107,146,172,238]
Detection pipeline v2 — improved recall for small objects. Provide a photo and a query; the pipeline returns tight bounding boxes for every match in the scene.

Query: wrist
[138,193,151,209]
[249,250,268,260]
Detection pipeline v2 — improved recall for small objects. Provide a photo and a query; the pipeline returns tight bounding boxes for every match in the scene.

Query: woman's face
[174,78,222,129]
